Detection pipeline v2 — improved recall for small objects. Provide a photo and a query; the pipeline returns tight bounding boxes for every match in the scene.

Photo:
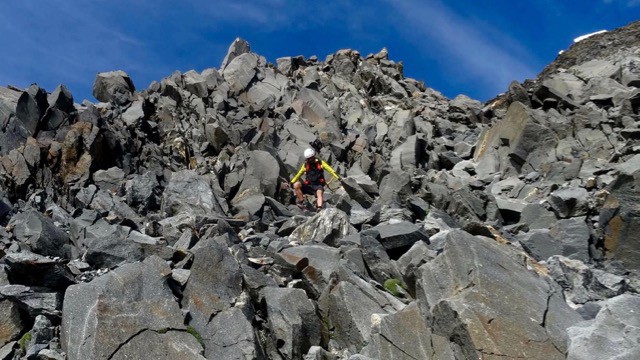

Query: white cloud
[384,0,537,96]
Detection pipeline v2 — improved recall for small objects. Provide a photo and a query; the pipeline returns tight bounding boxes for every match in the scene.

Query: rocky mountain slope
[1,20,640,360]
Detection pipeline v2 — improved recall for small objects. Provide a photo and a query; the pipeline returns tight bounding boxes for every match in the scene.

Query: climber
[291,148,340,211]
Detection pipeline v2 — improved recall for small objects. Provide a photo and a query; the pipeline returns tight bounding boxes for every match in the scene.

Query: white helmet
[304,148,316,159]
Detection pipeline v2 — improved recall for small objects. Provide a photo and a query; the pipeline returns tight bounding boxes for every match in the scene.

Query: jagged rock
[221,38,251,70]
[124,171,159,213]
[93,166,125,193]
[261,287,322,360]
[183,70,209,98]
[223,53,258,94]
[279,244,340,283]
[566,294,640,360]
[516,229,564,261]
[416,230,582,359]
[244,69,285,110]
[548,187,589,218]
[389,135,426,170]
[61,256,184,360]
[0,300,22,346]
[3,252,75,290]
[182,238,242,335]
[0,285,61,318]
[93,70,135,105]
[28,315,54,350]
[32,349,65,360]
[203,307,256,360]
[363,302,438,360]
[396,241,437,295]
[89,189,143,223]
[474,102,557,173]
[161,170,220,217]
[49,84,75,114]
[111,330,205,360]
[546,256,627,305]
[377,170,412,207]
[520,203,558,230]
[367,222,429,253]
[600,172,640,271]
[121,99,145,126]
[341,177,374,208]
[231,151,280,216]
[322,266,405,353]
[359,234,402,284]
[83,219,143,268]
[289,208,356,247]
[10,209,73,258]
[549,217,591,262]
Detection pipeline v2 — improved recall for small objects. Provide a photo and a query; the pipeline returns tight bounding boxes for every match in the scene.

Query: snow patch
[573,30,608,43]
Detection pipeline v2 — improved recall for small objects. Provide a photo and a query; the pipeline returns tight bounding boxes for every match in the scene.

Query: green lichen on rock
[384,278,407,297]
[19,332,32,353]
[186,326,205,348]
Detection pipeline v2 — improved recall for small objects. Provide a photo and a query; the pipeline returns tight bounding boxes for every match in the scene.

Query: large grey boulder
[289,208,356,247]
[368,222,430,252]
[322,266,405,353]
[111,330,205,360]
[83,219,143,268]
[93,166,125,193]
[516,229,564,261]
[566,294,640,360]
[183,70,208,98]
[3,252,75,290]
[61,256,185,360]
[416,230,582,359]
[600,172,640,271]
[359,234,402,284]
[363,302,442,360]
[546,256,627,305]
[474,102,558,173]
[231,150,280,216]
[121,99,145,126]
[261,287,322,360]
[124,171,160,213]
[92,70,135,105]
[182,238,242,335]
[548,187,589,218]
[549,217,591,262]
[389,135,425,170]
[162,170,220,217]
[244,69,285,110]
[0,285,62,318]
[0,300,22,346]
[279,244,341,283]
[204,307,256,360]
[341,177,374,208]
[223,53,258,94]
[10,209,72,258]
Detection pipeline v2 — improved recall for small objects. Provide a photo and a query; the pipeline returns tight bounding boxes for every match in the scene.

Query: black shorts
[302,183,324,195]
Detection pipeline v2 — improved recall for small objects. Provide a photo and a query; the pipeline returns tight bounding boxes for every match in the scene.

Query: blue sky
[0,1,638,102]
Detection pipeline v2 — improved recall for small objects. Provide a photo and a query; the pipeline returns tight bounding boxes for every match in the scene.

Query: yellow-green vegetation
[18,332,32,353]
[186,326,205,348]
[383,278,407,297]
